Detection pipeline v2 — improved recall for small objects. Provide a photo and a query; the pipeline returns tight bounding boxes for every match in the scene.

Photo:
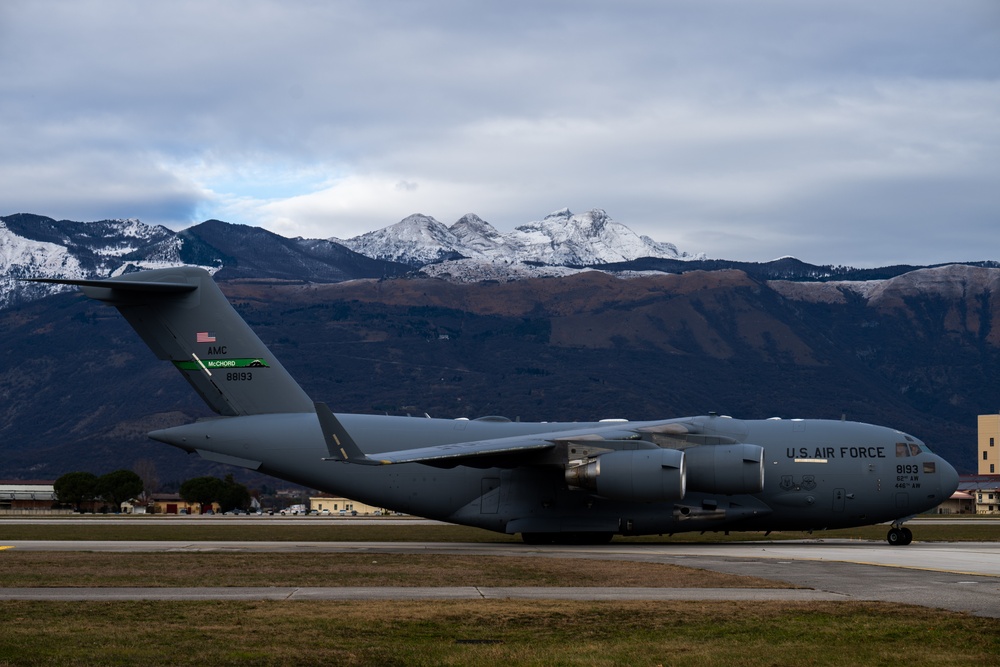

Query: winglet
[315,402,381,465]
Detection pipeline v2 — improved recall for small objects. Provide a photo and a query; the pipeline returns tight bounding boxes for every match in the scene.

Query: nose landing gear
[886,522,913,546]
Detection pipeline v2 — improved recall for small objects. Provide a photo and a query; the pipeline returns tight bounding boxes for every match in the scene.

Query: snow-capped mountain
[502,208,696,266]
[338,208,702,270]
[9,209,986,313]
[3,208,704,307]
[0,214,202,309]
[0,214,403,309]
[337,214,469,265]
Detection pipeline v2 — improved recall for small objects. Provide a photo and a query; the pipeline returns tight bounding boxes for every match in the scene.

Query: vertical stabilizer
[32,267,313,416]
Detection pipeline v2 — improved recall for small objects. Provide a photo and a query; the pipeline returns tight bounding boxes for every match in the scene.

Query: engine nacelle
[684,443,765,495]
[565,448,686,502]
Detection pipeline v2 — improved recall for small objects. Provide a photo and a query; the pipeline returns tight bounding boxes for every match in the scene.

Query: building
[147,493,219,515]
[308,495,387,515]
[962,477,1000,514]
[934,481,976,514]
[961,414,1000,514]
[0,480,62,513]
[979,414,1000,475]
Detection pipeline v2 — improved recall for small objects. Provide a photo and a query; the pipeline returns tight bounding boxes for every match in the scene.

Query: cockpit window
[923,462,936,474]
[897,441,928,457]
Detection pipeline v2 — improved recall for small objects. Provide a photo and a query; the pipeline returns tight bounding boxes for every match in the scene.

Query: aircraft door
[833,488,846,512]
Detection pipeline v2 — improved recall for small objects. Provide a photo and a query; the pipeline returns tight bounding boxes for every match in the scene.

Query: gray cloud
[1,0,998,265]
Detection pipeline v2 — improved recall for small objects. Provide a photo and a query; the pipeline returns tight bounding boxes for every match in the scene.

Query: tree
[54,471,98,511]
[179,476,224,513]
[95,470,144,512]
[178,475,251,513]
[218,474,251,512]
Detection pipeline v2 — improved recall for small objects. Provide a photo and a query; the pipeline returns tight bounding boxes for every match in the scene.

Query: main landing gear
[886,522,913,546]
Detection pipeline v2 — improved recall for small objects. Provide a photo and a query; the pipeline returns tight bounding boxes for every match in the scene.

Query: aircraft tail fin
[31,267,313,416]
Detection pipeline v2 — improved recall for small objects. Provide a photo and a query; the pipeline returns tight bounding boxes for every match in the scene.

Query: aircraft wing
[360,435,559,466]
[316,402,668,467]
[317,401,556,466]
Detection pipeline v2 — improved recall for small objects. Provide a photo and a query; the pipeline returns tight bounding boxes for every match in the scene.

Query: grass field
[1,599,998,666]
[0,551,791,589]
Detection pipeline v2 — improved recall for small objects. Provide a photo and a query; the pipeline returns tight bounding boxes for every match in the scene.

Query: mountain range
[1,210,998,486]
[1,208,705,308]
[4,209,992,308]
[337,208,701,266]
[0,213,409,309]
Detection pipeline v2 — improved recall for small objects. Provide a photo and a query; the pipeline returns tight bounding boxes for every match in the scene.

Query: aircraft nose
[938,456,960,498]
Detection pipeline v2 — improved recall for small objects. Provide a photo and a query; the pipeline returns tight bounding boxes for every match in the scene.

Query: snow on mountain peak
[507,208,689,266]
[0,215,216,308]
[545,207,573,220]
[338,213,468,265]
[449,214,503,255]
[338,208,699,269]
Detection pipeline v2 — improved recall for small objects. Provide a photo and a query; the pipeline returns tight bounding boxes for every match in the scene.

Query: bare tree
[133,459,159,502]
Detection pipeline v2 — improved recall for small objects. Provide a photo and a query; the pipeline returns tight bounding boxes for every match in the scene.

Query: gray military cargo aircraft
[35,267,959,545]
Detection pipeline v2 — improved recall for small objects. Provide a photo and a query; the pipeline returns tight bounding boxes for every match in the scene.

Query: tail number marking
[226,372,253,382]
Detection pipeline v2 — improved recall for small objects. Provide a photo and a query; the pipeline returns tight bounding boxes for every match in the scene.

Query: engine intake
[565,448,686,502]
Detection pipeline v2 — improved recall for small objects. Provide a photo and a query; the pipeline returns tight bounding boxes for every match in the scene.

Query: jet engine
[565,448,686,502]
[684,443,765,495]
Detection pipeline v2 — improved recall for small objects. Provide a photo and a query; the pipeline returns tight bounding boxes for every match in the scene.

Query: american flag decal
[196,331,217,343]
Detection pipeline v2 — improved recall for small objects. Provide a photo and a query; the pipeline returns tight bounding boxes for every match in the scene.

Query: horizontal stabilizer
[27,276,197,295]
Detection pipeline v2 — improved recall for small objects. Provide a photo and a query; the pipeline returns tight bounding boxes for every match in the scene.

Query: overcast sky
[2,1,997,266]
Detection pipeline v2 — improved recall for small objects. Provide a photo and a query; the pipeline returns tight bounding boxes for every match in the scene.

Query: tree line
[54,470,251,513]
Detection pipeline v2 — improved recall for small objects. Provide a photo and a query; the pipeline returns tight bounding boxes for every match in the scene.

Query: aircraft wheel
[521,532,555,545]
[887,527,914,546]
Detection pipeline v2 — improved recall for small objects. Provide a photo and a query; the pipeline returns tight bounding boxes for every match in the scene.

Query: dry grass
[2,518,996,543]
[0,552,789,588]
[0,599,997,666]
[0,521,517,543]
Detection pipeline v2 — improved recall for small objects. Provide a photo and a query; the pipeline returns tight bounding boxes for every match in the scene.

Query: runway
[3,539,1000,617]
